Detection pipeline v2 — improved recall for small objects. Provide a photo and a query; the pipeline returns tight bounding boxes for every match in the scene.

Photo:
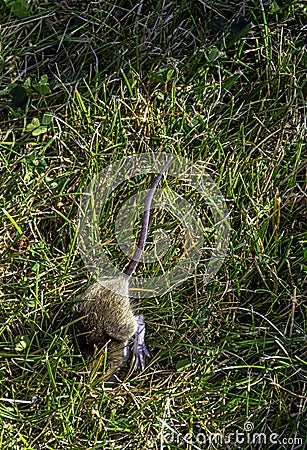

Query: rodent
[73,156,173,379]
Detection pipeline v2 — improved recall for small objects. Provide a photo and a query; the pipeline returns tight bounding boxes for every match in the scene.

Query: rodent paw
[133,315,150,371]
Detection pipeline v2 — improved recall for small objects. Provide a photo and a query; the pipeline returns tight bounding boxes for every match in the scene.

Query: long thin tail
[124,156,173,276]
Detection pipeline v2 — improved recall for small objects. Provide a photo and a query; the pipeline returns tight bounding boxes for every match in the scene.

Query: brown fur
[73,277,137,378]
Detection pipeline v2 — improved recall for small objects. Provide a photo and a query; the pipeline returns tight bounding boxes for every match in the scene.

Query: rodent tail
[124,156,173,276]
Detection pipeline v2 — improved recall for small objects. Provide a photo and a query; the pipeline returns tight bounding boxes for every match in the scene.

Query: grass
[0,0,306,448]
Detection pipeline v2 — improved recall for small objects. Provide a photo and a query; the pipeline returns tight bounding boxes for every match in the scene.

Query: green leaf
[155,91,164,101]
[14,335,30,352]
[32,126,48,136]
[26,119,48,136]
[4,0,29,17]
[40,74,49,84]
[166,69,175,81]
[207,46,224,62]
[26,117,40,132]
[33,75,52,96]
[9,84,27,108]
[31,126,47,136]
[31,262,39,272]
[24,77,32,88]
[42,112,53,126]
[33,83,51,96]
[197,306,211,325]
